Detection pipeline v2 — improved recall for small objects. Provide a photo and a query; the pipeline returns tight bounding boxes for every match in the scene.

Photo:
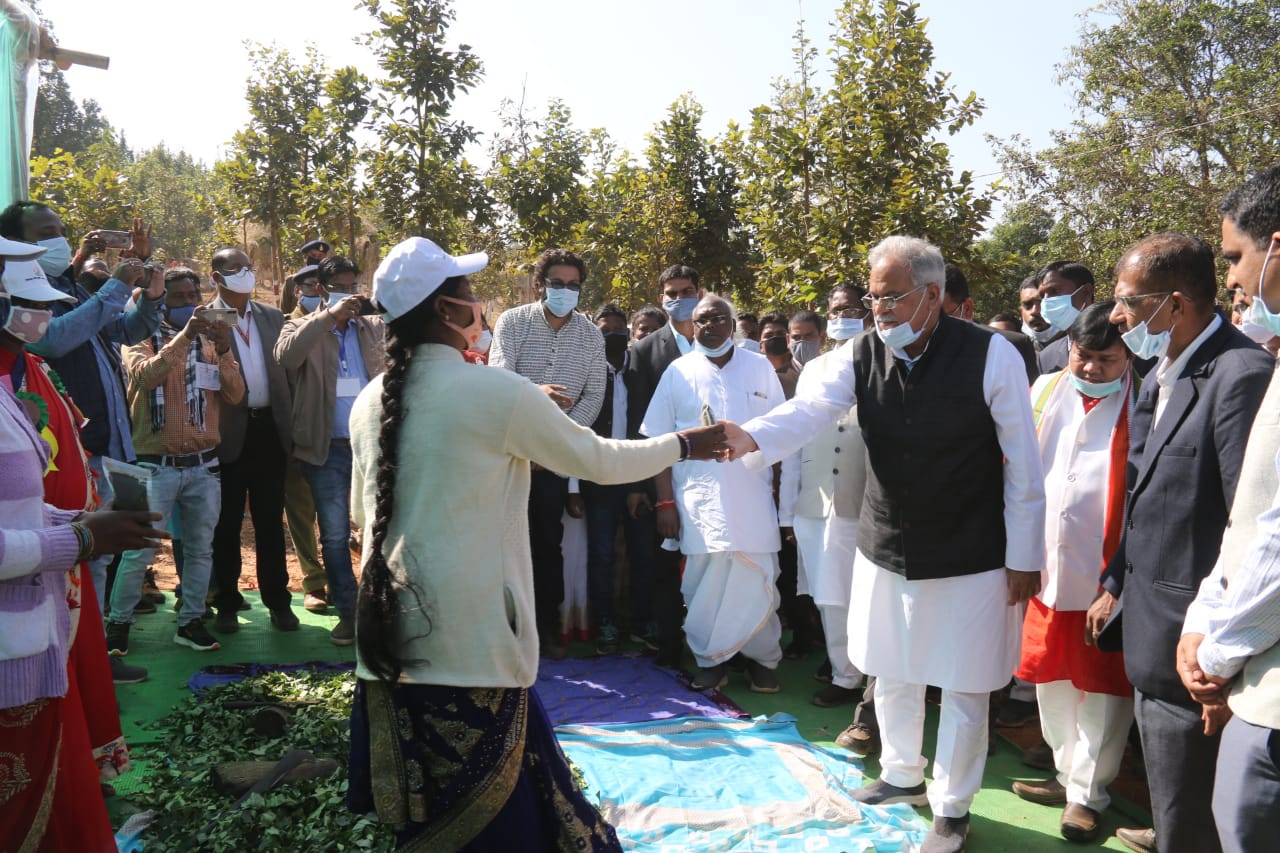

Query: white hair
[868,235,945,289]
[700,292,737,321]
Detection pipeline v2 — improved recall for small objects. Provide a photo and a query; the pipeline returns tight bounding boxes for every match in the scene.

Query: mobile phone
[204,308,238,326]
[358,297,380,316]
[100,230,132,249]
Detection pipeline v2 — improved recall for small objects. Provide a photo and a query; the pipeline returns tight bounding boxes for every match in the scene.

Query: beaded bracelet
[69,521,94,563]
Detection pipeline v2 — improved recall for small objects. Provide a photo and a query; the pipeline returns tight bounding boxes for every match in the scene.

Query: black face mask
[78,273,109,293]
[762,335,789,356]
[603,332,629,362]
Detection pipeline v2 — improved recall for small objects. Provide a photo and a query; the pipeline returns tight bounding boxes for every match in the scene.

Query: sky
[38,0,1098,213]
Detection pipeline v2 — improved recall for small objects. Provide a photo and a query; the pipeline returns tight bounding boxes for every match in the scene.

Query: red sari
[0,349,124,851]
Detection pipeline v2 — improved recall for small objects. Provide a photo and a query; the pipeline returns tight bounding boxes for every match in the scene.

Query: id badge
[194,362,221,391]
[336,377,362,397]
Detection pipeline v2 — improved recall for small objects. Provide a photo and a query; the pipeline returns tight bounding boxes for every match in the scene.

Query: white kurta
[1031,370,1125,611]
[742,332,1046,692]
[642,348,785,555]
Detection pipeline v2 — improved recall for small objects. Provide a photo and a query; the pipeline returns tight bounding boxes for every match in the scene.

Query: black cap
[299,239,330,254]
[292,264,320,281]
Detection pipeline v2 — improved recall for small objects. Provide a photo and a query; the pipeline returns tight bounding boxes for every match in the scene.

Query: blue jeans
[109,463,221,628]
[584,483,656,627]
[300,441,357,620]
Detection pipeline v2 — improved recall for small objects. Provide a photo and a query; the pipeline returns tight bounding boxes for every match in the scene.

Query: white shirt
[216,298,271,409]
[609,353,628,440]
[1153,313,1221,429]
[1031,370,1129,610]
[741,332,1046,573]
[642,347,786,555]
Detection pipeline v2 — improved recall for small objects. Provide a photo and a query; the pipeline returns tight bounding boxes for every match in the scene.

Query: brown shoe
[835,722,881,756]
[1115,827,1156,853]
[1012,777,1067,805]
[811,684,861,707]
[1060,803,1101,843]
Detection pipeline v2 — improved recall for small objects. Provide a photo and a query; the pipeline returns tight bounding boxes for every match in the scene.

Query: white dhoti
[1036,681,1134,811]
[681,551,781,668]
[849,550,1024,817]
[815,513,861,689]
[792,514,826,598]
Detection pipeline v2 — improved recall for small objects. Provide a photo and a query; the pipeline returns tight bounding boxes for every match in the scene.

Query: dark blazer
[996,328,1041,384]
[1036,334,1070,375]
[581,358,639,500]
[1101,317,1272,703]
[217,299,293,464]
[625,323,684,439]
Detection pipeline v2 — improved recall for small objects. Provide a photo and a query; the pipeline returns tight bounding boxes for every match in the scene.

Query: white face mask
[36,237,72,278]
[471,329,492,355]
[219,268,256,294]
[875,287,928,350]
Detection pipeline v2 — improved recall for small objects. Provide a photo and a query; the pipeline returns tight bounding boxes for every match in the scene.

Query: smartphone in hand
[99,230,132,249]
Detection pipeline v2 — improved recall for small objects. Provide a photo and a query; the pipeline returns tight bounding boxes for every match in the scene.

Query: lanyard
[337,326,349,373]
[235,311,251,347]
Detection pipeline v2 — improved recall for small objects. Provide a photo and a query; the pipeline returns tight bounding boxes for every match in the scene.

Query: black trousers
[212,414,290,613]
[1134,688,1223,853]
[528,470,568,639]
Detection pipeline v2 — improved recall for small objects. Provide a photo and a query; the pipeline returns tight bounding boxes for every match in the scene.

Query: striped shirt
[489,302,607,428]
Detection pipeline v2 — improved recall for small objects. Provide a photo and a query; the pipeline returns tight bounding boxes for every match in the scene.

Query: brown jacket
[275,307,385,466]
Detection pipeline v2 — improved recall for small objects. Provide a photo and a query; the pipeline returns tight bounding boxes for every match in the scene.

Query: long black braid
[357,277,466,682]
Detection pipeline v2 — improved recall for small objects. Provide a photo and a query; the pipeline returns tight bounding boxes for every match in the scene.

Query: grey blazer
[217,300,294,463]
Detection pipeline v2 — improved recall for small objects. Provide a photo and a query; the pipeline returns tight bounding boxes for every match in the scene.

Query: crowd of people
[3,166,1280,853]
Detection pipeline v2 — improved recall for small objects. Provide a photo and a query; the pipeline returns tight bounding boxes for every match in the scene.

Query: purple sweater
[0,387,78,709]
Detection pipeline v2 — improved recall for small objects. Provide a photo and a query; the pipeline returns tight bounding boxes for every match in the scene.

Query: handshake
[672,422,759,462]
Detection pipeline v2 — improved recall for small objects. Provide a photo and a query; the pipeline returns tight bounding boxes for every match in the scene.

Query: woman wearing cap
[345,237,727,851]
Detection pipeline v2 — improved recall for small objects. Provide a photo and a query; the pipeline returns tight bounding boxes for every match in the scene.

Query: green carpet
[111,599,1149,850]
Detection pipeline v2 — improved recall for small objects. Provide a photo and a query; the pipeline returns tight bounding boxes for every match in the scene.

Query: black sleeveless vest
[852,315,1007,580]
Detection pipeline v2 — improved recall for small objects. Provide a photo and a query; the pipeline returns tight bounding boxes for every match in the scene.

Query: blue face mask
[694,336,734,358]
[663,296,699,322]
[544,288,579,318]
[1248,238,1280,336]
[165,304,196,328]
[827,316,864,341]
[1022,321,1058,344]
[298,294,323,313]
[875,287,927,351]
[1120,294,1173,360]
[1069,372,1123,399]
[37,237,72,278]
[1040,287,1086,332]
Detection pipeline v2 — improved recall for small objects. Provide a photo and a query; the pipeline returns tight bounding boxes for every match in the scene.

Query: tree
[32,66,113,157]
[297,65,373,260]
[972,200,1056,320]
[361,0,489,248]
[733,0,993,309]
[125,145,231,265]
[29,145,132,240]
[995,0,1280,289]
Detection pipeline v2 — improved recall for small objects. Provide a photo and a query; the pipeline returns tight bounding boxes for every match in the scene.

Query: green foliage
[128,670,394,853]
[32,66,113,158]
[995,0,1280,291]
[29,147,132,240]
[361,0,489,248]
[124,146,230,264]
[972,200,1057,320]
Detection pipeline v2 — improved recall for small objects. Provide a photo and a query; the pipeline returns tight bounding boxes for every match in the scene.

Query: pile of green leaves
[127,670,395,852]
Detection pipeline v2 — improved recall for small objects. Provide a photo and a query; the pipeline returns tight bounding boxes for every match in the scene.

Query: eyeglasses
[545,278,582,292]
[829,307,868,319]
[862,286,925,311]
[1114,291,1172,313]
[693,313,732,328]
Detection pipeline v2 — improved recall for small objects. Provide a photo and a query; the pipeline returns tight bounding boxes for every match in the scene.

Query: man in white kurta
[1012,303,1135,842]
[642,295,787,693]
[724,237,1045,853]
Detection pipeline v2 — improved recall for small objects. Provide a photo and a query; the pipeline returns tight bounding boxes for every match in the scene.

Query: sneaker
[110,655,148,684]
[595,621,619,655]
[921,814,969,853]
[811,684,861,708]
[836,722,881,756]
[330,618,355,646]
[1022,740,1055,771]
[132,598,157,615]
[105,621,130,657]
[1012,777,1067,805]
[142,569,165,605]
[690,664,728,690]
[303,590,328,613]
[994,697,1038,728]
[270,607,300,632]
[1060,803,1101,843]
[629,622,660,652]
[174,621,221,652]
[851,778,928,807]
[212,609,240,634]
[745,659,781,694]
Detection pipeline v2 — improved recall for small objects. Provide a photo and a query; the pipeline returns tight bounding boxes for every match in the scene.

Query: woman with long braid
[345,238,728,851]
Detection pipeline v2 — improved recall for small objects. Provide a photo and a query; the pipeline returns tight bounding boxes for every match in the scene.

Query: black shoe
[1022,740,1055,771]
[851,778,929,807]
[690,664,729,691]
[811,684,861,707]
[142,569,165,605]
[175,620,221,651]
[132,598,156,615]
[237,600,251,612]
[270,607,300,632]
[212,609,240,634]
[330,618,355,646]
[921,814,969,853]
[595,620,619,655]
[994,697,1038,728]
[110,655,148,684]
[814,658,833,683]
[745,659,781,694]
[105,621,130,656]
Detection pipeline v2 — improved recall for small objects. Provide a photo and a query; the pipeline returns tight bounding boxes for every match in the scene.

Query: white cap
[372,237,488,322]
[1,260,77,303]
[0,237,46,260]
